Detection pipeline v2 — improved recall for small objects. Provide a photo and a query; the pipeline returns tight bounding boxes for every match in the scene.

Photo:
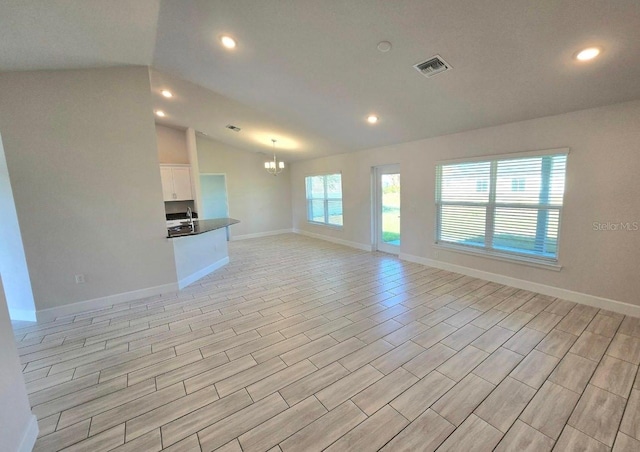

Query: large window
[305,173,343,226]
[435,150,568,264]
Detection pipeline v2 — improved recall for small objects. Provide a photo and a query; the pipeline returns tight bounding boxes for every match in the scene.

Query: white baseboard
[8,308,36,322]
[231,229,293,241]
[18,414,38,452]
[178,257,229,289]
[36,282,179,322]
[293,229,373,252]
[400,252,640,318]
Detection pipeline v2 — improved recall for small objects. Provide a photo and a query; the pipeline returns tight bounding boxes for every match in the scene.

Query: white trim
[17,414,38,452]
[399,252,640,318]
[230,229,293,241]
[294,229,373,252]
[178,257,229,289]
[36,282,179,322]
[8,308,36,322]
[436,147,570,165]
[434,243,562,271]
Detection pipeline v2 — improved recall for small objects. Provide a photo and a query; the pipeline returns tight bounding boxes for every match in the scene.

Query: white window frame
[435,148,569,270]
[305,173,343,227]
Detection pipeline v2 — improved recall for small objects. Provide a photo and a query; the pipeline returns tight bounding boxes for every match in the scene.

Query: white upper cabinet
[171,167,193,201]
[160,165,193,201]
[160,167,175,201]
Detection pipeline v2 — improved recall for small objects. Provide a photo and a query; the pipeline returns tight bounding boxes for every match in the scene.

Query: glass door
[375,165,401,254]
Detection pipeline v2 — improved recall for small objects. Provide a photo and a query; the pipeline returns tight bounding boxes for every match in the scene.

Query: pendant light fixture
[264,139,285,175]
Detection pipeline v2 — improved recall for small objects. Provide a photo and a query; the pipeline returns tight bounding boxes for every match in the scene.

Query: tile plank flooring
[11,234,640,451]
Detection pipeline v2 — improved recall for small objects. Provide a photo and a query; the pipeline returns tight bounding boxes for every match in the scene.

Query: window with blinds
[305,173,343,226]
[435,151,568,262]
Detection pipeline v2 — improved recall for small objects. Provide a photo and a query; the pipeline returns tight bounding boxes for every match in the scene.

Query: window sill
[434,243,562,272]
[307,221,343,230]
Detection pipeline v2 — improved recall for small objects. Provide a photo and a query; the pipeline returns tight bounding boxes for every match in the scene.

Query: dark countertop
[167,218,239,238]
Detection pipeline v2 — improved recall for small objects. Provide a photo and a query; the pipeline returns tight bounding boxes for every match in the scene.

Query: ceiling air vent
[413,55,451,78]
[226,124,241,132]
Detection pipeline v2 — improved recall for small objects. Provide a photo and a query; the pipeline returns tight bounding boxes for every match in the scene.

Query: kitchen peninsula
[168,218,239,289]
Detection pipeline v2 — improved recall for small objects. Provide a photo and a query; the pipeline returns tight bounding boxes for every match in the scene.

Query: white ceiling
[3,0,640,161]
[0,0,159,70]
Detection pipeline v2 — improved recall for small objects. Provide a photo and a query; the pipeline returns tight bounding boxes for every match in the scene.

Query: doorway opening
[200,174,229,219]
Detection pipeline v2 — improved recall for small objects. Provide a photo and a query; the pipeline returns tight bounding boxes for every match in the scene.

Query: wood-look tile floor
[11,234,640,452]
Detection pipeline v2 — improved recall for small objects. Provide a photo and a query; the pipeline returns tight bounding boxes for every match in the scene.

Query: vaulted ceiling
[2,0,640,161]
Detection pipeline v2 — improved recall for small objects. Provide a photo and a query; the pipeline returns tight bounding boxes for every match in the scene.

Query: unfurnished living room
[1,1,640,451]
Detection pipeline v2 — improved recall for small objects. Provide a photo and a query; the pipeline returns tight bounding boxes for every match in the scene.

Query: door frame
[373,164,401,254]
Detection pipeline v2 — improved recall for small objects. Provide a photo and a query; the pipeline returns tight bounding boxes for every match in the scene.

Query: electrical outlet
[434,250,440,258]
[75,274,85,284]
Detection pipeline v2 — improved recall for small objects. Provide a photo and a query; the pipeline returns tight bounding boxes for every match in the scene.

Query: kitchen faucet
[187,207,194,229]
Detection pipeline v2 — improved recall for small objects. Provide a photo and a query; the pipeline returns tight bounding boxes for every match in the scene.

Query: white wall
[156,124,189,164]
[197,136,292,238]
[0,67,177,314]
[292,100,640,307]
[0,276,38,451]
[0,135,36,320]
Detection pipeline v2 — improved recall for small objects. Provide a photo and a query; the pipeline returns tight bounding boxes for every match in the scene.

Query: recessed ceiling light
[576,47,601,61]
[367,115,379,124]
[161,90,173,98]
[155,110,166,117]
[220,35,237,49]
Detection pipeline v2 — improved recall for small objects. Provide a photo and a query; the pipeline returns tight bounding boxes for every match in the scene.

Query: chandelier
[264,139,285,175]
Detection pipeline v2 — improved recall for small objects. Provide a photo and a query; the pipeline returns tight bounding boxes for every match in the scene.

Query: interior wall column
[186,127,203,214]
